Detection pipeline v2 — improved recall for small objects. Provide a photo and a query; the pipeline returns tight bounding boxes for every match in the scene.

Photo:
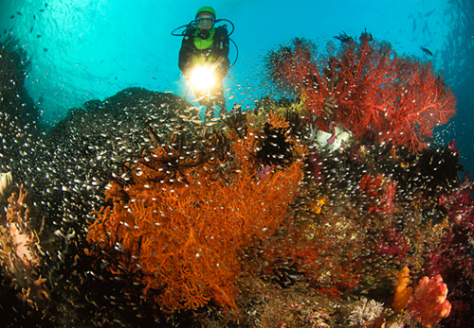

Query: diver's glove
[183,68,192,79]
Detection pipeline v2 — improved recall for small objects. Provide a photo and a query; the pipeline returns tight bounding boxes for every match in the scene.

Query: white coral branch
[349,297,384,327]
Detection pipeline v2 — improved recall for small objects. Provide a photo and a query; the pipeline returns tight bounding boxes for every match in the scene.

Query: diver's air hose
[171,19,238,68]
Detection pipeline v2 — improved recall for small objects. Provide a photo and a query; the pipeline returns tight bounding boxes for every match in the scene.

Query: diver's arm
[178,41,191,73]
[178,32,195,73]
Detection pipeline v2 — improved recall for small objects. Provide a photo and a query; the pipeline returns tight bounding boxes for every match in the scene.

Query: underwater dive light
[190,66,216,90]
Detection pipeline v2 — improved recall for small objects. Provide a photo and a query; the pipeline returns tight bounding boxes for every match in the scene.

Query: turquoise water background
[0,0,472,169]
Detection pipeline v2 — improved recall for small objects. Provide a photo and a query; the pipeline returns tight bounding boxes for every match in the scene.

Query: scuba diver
[177,6,230,118]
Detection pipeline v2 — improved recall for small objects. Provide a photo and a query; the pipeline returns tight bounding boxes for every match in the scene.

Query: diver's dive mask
[196,15,215,31]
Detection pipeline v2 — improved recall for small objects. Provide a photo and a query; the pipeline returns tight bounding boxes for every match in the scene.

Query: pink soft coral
[406,275,451,327]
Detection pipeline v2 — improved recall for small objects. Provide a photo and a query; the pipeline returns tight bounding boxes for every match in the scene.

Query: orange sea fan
[87,114,305,313]
[268,111,290,130]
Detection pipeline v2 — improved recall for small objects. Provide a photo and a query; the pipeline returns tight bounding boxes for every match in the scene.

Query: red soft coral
[406,275,452,327]
[359,174,397,215]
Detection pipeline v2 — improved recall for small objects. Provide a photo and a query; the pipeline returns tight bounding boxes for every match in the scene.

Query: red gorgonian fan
[265,33,456,152]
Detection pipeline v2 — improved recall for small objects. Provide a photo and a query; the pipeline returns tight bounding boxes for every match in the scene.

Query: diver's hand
[183,68,192,79]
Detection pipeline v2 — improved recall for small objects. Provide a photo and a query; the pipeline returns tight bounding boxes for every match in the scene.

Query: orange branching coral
[87,115,305,313]
[393,266,413,313]
[268,111,290,130]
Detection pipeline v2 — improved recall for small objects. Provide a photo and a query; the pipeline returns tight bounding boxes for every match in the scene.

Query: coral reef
[0,171,13,210]
[0,30,468,327]
[86,112,305,312]
[0,184,51,310]
[392,267,413,313]
[265,34,457,152]
[359,174,397,214]
[414,141,464,200]
[406,275,451,327]
[424,172,474,327]
[348,297,384,327]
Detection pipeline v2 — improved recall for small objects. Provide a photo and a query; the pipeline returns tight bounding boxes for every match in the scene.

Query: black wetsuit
[178,26,230,114]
